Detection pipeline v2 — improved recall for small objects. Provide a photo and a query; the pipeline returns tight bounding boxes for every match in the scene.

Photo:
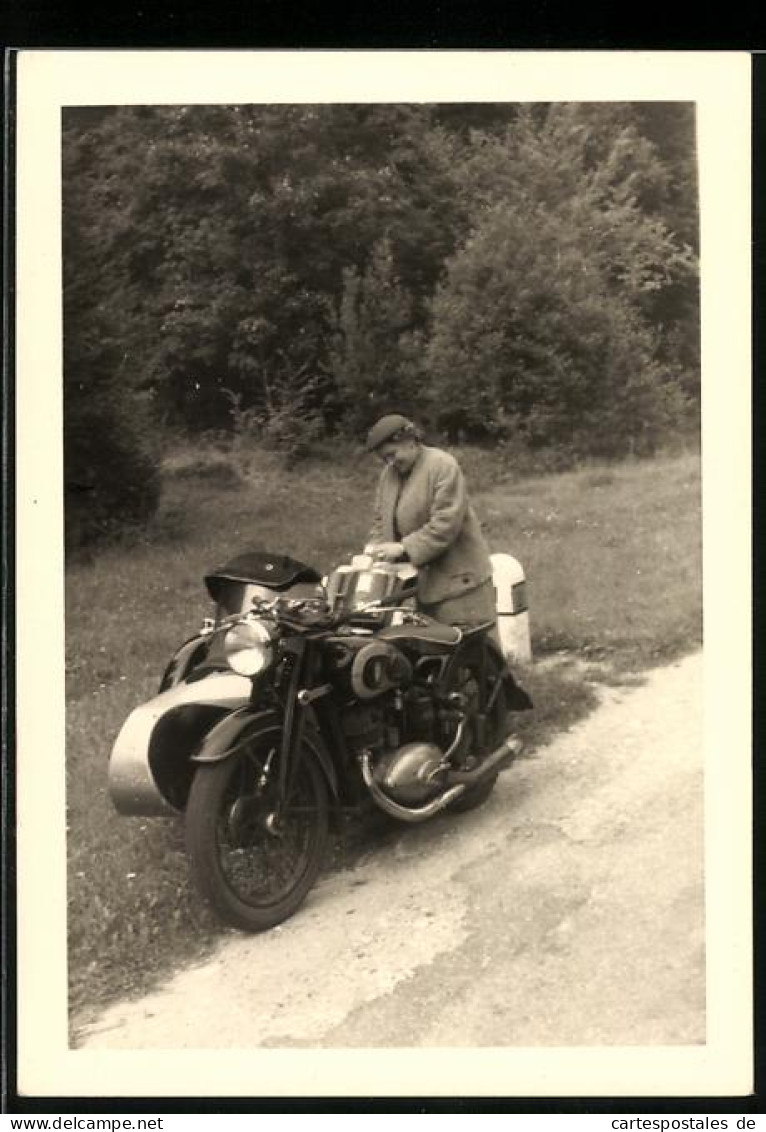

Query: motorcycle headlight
[223,618,275,676]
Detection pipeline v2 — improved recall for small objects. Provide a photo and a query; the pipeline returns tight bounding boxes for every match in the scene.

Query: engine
[324,606,468,807]
[338,685,459,806]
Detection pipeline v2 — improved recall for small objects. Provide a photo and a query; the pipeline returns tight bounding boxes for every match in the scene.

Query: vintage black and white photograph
[14,51,752,1098]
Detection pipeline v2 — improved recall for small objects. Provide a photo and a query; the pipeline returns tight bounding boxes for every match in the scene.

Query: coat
[368,445,494,608]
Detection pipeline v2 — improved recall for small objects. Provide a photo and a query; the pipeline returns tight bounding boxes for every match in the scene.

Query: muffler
[360,751,467,822]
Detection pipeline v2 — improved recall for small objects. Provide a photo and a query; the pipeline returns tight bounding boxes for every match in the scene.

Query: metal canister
[325,564,354,611]
[347,567,381,609]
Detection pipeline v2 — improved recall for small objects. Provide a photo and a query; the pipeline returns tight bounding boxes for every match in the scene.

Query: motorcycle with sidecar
[109,550,532,931]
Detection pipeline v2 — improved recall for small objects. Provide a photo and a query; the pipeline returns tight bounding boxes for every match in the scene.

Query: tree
[426,105,696,453]
[62,99,700,510]
[329,239,427,431]
[63,104,470,435]
[62,157,161,549]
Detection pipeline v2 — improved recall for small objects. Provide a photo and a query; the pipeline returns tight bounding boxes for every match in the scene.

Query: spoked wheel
[442,647,509,814]
[185,722,329,932]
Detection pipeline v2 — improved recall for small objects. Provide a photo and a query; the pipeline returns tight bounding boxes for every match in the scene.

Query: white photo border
[14,49,753,1098]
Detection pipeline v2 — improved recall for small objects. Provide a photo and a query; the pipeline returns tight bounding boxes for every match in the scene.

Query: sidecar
[108,551,323,817]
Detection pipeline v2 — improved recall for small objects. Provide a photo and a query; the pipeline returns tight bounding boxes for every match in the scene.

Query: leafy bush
[426,107,697,456]
[63,137,162,552]
[62,293,161,552]
[329,239,428,431]
[162,450,241,486]
[224,383,324,471]
[64,387,161,552]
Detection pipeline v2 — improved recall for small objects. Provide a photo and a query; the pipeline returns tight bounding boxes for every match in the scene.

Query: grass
[66,443,701,1025]
[478,453,702,666]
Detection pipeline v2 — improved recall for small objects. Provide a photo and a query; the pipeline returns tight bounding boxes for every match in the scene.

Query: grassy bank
[66,446,701,1021]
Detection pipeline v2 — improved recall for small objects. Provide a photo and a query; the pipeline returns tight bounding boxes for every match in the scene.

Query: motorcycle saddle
[204,550,322,602]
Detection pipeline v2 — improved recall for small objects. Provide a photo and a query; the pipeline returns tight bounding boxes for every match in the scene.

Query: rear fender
[448,634,532,712]
[486,637,533,711]
[191,707,340,800]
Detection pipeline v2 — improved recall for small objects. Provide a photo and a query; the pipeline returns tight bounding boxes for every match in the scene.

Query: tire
[446,770,499,814]
[185,722,329,932]
[444,648,509,814]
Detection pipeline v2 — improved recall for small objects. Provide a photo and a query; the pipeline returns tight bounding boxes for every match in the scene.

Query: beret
[365,414,414,451]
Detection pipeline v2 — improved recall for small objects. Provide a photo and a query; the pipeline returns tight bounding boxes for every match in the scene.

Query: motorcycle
[109,549,532,932]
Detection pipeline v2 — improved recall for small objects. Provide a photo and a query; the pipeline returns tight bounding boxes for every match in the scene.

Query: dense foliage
[427,105,697,453]
[62,101,699,544]
[63,170,161,548]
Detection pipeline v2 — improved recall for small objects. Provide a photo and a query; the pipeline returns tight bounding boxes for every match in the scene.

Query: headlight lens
[223,618,275,676]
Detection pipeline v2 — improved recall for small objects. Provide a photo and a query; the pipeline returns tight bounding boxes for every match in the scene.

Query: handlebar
[201,553,420,637]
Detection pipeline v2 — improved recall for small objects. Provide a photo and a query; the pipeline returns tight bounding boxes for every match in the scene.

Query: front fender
[191,705,273,764]
[192,707,340,800]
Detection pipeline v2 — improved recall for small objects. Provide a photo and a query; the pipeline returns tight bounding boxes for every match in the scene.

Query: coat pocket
[446,570,480,597]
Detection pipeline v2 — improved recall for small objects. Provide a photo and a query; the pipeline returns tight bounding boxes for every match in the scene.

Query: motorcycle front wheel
[185,725,329,932]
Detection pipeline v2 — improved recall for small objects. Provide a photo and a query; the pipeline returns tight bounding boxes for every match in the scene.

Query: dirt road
[77,652,704,1049]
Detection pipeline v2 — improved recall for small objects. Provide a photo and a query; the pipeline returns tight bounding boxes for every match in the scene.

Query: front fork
[271,636,330,828]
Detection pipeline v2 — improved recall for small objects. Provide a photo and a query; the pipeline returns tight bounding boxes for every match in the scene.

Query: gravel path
[77,651,704,1050]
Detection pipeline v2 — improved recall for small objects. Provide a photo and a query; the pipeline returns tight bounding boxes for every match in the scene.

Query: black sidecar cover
[204,550,322,605]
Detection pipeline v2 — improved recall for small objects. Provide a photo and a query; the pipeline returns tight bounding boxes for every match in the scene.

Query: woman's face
[376,436,420,475]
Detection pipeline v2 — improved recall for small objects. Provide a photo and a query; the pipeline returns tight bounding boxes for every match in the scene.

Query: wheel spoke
[186,721,330,931]
[215,745,320,905]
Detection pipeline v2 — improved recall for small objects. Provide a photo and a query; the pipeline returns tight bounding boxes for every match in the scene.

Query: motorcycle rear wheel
[444,649,509,814]
[185,726,329,932]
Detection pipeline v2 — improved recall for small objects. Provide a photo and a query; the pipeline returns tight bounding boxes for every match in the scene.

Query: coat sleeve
[401,458,468,566]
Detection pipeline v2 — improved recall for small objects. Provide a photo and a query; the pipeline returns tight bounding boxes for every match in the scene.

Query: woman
[364,414,497,628]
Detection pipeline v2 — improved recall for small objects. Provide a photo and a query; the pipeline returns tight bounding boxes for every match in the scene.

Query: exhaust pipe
[360,734,522,824]
[446,734,522,787]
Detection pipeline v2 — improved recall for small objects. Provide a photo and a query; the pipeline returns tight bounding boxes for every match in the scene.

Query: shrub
[63,150,162,553]
[65,386,161,552]
[329,240,428,433]
[425,107,698,457]
[223,384,324,472]
[162,446,241,486]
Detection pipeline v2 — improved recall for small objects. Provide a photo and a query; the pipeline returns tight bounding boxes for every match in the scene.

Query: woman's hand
[368,541,406,562]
